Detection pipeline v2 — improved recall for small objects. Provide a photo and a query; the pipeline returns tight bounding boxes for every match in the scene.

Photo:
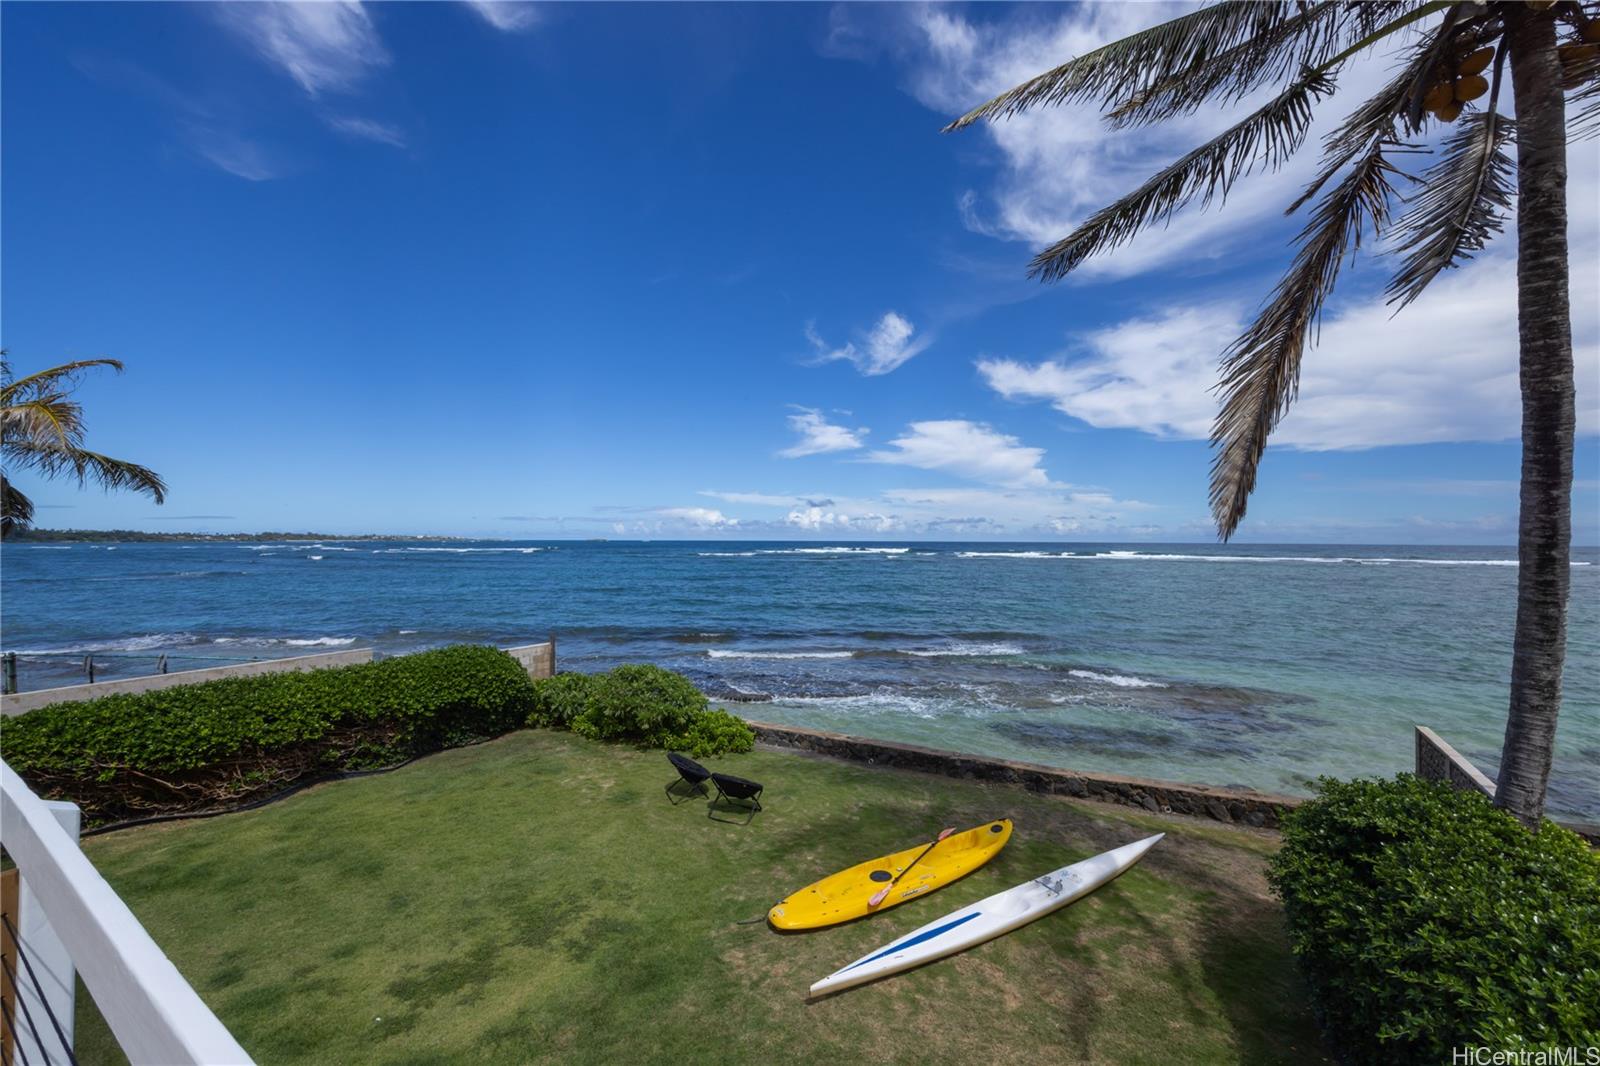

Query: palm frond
[0,358,124,406]
[1029,69,1337,282]
[1,473,34,538]
[1210,138,1401,539]
[943,2,1300,132]
[6,440,168,503]
[2,394,88,454]
[1386,103,1514,307]
[1285,29,1447,216]
[1105,1,1388,129]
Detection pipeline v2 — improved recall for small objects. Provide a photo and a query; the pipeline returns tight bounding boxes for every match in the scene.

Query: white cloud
[779,407,868,457]
[866,4,1403,281]
[867,419,1052,488]
[980,249,1600,451]
[325,115,406,147]
[806,312,930,375]
[784,507,902,532]
[219,1,389,97]
[463,1,542,33]
[655,507,738,529]
[980,305,1229,440]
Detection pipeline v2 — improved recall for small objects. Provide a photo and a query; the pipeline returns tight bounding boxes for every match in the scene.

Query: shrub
[3,645,536,823]
[572,664,706,745]
[667,707,755,759]
[527,663,754,757]
[528,672,596,728]
[1268,775,1600,1063]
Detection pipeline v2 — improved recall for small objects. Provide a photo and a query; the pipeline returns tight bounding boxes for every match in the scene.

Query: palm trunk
[1495,7,1575,829]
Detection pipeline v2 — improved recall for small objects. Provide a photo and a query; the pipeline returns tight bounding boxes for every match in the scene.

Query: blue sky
[4,1,1597,544]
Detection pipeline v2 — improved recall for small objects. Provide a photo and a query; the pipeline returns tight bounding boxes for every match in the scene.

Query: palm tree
[1,354,168,537]
[946,1,1596,827]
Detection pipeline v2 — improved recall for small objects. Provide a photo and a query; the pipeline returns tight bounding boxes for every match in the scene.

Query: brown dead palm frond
[1386,71,1514,307]
[1209,139,1402,537]
[1030,68,1338,281]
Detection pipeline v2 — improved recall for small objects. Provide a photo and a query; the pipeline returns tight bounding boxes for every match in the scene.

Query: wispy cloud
[806,312,929,376]
[187,126,283,181]
[699,491,835,508]
[655,506,738,529]
[462,1,543,33]
[867,420,1052,488]
[779,407,867,458]
[325,115,407,147]
[218,1,389,97]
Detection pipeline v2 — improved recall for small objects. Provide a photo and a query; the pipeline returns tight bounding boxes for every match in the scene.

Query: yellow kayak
[768,819,1013,930]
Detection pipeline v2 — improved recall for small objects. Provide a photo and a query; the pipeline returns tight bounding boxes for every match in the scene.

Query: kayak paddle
[868,827,954,908]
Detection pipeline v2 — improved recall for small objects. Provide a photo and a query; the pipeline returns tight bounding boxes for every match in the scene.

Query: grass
[74,730,1329,1065]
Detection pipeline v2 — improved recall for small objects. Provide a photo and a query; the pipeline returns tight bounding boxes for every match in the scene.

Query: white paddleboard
[809,833,1164,995]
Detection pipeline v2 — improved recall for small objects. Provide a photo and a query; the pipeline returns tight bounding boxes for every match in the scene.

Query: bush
[668,708,756,759]
[4,645,536,823]
[1268,775,1600,1063]
[528,672,596,728]
[527,664,754,757]
[572,664,707,745]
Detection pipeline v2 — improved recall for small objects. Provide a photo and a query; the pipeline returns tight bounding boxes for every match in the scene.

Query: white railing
[0,761,252,1065]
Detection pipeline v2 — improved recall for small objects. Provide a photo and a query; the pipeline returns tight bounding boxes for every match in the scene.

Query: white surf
[809,833,1164,996]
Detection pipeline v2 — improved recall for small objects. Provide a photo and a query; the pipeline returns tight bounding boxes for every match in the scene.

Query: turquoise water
[2,539,1596,820]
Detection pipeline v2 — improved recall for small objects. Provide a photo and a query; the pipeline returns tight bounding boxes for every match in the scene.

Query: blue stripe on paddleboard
[841,911,983,972]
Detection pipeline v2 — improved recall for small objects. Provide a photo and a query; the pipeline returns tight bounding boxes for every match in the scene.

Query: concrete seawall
[1,649,376,716]
[746,721,1301,829]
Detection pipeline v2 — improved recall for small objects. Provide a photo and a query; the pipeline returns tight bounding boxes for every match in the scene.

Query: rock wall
[746,721,1301,829]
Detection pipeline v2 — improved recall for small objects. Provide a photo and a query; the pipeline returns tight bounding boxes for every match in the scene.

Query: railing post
[1,653,15,696]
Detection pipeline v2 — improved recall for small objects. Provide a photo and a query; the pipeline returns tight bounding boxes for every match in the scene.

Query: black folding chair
[708,772,764,824]
[666,752,712,804]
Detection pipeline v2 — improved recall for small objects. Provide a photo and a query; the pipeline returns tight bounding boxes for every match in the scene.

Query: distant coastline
[5,528,459,543]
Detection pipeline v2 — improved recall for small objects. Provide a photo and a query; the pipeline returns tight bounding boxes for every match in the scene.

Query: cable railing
[0,648,371,698]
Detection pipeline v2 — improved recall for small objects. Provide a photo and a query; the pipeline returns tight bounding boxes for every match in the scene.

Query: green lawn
[75,730,1329,1065]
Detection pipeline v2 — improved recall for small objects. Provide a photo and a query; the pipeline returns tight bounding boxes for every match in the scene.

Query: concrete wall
[1414,725,1497,798]
[747,721,1302,829]
[504,641,556,680]
[1,649,374,717]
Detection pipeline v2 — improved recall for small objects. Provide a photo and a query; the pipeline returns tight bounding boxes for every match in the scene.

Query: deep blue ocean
[2,539,1596,821]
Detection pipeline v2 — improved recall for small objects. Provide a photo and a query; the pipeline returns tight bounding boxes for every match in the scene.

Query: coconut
[1457,48,1494,76]
[1454,75,1490,102]
[1423,82,1454,111]
[1583,21,1600,44]
[1434,100,1464,123]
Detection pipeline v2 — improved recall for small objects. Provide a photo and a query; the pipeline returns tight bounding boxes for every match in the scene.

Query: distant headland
[6,529,458,543]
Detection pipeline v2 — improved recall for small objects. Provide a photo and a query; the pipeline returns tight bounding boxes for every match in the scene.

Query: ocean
[2,539,1596,822]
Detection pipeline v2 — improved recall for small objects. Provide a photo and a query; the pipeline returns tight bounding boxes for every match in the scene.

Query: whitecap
[1068,669,1168,689]
[706,649,854,660]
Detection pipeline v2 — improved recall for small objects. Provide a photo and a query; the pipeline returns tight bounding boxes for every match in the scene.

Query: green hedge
[4,645,536,822]
[529,665,753,757]
[1268,775,1600,1063]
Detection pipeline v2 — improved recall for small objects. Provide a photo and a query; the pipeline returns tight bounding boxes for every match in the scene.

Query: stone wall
[0,648,376,717]
[746,721,1301,829]
[504,640,556,680]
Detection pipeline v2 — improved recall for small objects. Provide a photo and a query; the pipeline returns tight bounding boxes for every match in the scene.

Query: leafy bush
[1269,775,1600,1063]
[4,645,536,823]
[528,672,596,728]
[668,708,755,759]
[527,664,754,757]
